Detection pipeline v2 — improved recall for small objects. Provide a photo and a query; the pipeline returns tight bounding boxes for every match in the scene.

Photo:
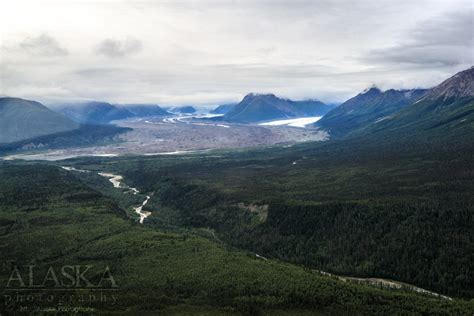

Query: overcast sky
[1,0,472,107]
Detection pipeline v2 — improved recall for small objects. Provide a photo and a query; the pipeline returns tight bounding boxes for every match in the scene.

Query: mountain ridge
[425,66,474,101]
[52,101,171,124]
[169,106,196,114]
[210,103,237,115]
[223,93,334,123]
[359,67,474,139]
[315,88,427,137]
[0,97,80,143]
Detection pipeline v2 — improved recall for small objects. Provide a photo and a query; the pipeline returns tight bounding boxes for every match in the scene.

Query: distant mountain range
[0,97,80,143]
[2,67,472,150]
[52,102,171,124]
[210,103,237,115]
[169,106,196,114]
[221,93,334,123]
[117,104,171,118]
[315,67,473,140]
[292,99,337,116]
[0,98,129,153]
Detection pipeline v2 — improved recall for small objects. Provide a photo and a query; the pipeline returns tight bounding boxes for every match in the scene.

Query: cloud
[1,0,471,105]
[363,11,473,67]
[95,37,143,58]
[16,33,68,57]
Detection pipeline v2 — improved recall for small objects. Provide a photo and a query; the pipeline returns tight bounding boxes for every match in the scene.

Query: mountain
[117,104,171,117]
[170,106,196,114]
[0,124,130,154]
[425,66,474,101]
[293,99,336,116]
[53,102,170,124]
[210,103,237,114]
[0,97,80,143]
[361,67,474,139]
[315,87,427,137]
[223,93,332,123]
[53,101,133,124]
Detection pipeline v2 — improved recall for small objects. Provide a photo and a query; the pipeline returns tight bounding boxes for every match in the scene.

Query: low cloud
[17,33,68,57]
[95,37,143,58]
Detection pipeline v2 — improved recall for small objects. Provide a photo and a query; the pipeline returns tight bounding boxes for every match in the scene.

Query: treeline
[106,135,474,299]
[3,163,474,314]
[149,180,474,298]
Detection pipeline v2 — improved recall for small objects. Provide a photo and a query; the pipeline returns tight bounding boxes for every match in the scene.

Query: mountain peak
[361,85,382,95]
[243,93,277,99]
[224,93,330,123]
[426,67,474,100]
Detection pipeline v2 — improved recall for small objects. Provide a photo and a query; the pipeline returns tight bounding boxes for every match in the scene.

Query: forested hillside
[77,132,474,299]
[2,163,471,314]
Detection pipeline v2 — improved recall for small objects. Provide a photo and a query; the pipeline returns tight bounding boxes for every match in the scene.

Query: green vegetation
[317,67,473,139]
[1,164,473,314]
[363,96,474,140]
[316,88,426,137]
[65,126,474,300]
[1,73,473,313]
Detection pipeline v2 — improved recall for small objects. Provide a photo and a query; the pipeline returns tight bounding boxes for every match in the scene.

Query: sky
[0,0,473,108]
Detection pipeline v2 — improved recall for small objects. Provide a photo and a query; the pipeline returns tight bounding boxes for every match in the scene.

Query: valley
[97,170,152,223]
[61,161,458,301]
[0,68,472,314]
[62,166,154,223]
[2,115,327,160]
[2,1,473,313]
[1,162,472,314]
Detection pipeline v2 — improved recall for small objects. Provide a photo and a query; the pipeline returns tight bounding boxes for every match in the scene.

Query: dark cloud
[95,37,143,58]
[18,34,68,57]
[364,11,473,67]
